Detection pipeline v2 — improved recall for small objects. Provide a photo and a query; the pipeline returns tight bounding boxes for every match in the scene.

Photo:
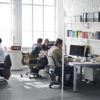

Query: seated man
[48,38,73,85]
[31,38,43,57]
[0,38,5,62]
[30,38,48,76]
[31,38,48,67]
[0,38,5,77]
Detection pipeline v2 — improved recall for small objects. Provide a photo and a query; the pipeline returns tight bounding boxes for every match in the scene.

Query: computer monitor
[69,45,85,57]
[48,41,55,49]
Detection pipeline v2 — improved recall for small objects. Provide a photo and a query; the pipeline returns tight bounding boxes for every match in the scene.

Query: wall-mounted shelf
[65,22,100,24]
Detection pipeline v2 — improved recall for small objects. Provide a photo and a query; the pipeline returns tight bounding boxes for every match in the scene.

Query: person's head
[43,39,49,46]
[37,38,43,44]
[54,38,63,48]
[0,38,2,44]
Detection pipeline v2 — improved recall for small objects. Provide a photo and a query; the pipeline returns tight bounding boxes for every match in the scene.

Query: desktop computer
[69,45,85,57]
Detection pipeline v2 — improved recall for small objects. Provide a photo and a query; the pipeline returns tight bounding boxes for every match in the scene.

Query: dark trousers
[0,63,5,77]
[54,65,73,84]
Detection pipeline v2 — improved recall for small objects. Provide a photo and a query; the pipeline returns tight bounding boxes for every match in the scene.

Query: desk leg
[80,66,83,80]
[73,65,77,91]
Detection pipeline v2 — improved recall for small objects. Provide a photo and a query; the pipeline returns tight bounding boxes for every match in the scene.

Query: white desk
[69,61,100,91]
[6,50,23,70]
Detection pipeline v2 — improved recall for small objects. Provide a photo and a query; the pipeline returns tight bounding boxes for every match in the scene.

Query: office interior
[1,0,100,100]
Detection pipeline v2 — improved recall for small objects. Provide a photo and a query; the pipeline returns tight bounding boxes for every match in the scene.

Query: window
[22,0,32,4]
[44,6,55,32]
[33,32,43,43]
[0,3,11,47]
[0,0,10,3]
[22,0,56,47]
[22,5,32,47]
[33,0,43,5]
[33,6,43,32]
[44,0,55,5]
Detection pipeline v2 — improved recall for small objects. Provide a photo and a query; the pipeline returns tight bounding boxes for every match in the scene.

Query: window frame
[22,0,56,47]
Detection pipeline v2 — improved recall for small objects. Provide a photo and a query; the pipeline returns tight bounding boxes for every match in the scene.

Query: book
[95,31,100,39]
[87,12,94,22]
[82,13,87,22]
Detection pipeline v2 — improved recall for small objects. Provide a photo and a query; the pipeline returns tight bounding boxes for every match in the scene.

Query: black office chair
[0,63,5,79]
[21,52,48,79]
[0,54,12,80]
[47,56,62,88]
[28,54,43,78]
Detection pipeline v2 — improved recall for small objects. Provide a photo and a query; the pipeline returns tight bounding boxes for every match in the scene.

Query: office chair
[28,55,43,78]
[0,63,5,79]
[47,56,62,88]
[0,54,12,81]
[21,52,29,65]
[21,52,48,79]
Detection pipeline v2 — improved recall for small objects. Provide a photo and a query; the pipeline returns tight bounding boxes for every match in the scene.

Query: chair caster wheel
[20,74,23,78]
[26,73,28,75]
[49,84,52,88]
[49,83,53,88]
[29,76,32,79]
[37,74,41,78]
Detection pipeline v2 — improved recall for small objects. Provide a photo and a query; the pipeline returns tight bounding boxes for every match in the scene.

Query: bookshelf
[64,15,100,56]
[65,15,100,41]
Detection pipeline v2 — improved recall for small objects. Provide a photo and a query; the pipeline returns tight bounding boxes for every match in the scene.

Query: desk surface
[69,61,100,66]
[69,61,100,91]
[0,61,4,64]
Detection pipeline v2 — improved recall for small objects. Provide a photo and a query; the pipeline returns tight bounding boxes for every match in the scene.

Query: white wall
[64,0,100,16]
[64,0,100,55]
[56,0,64,39]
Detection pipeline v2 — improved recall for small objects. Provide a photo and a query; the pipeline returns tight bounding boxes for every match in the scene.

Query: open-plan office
[0,0,100,100]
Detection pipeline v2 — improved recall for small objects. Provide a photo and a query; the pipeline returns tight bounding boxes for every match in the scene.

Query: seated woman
[42,39,49,51]
[39,38,49,57]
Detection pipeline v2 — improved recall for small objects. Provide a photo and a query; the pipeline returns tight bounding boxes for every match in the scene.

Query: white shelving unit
[64,16,100,82]
[64,16,100,46]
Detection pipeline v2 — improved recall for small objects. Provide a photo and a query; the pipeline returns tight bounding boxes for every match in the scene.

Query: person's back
[31,38,43,57]
[48,45,62,67]
[48,38,73,85]
[31,44,42,57]
[0,38,5,61]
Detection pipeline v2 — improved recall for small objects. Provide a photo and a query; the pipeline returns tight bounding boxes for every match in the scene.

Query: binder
[87,12,94,22]
[93,12,100,22]
[95,31,100,39]
[82,13,87,22]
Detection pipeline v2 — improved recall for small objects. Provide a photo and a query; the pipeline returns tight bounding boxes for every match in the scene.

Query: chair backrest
[21,52,29,65]
[3,54,12,80]
[47,56,56,69]
[4,54,12,69]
